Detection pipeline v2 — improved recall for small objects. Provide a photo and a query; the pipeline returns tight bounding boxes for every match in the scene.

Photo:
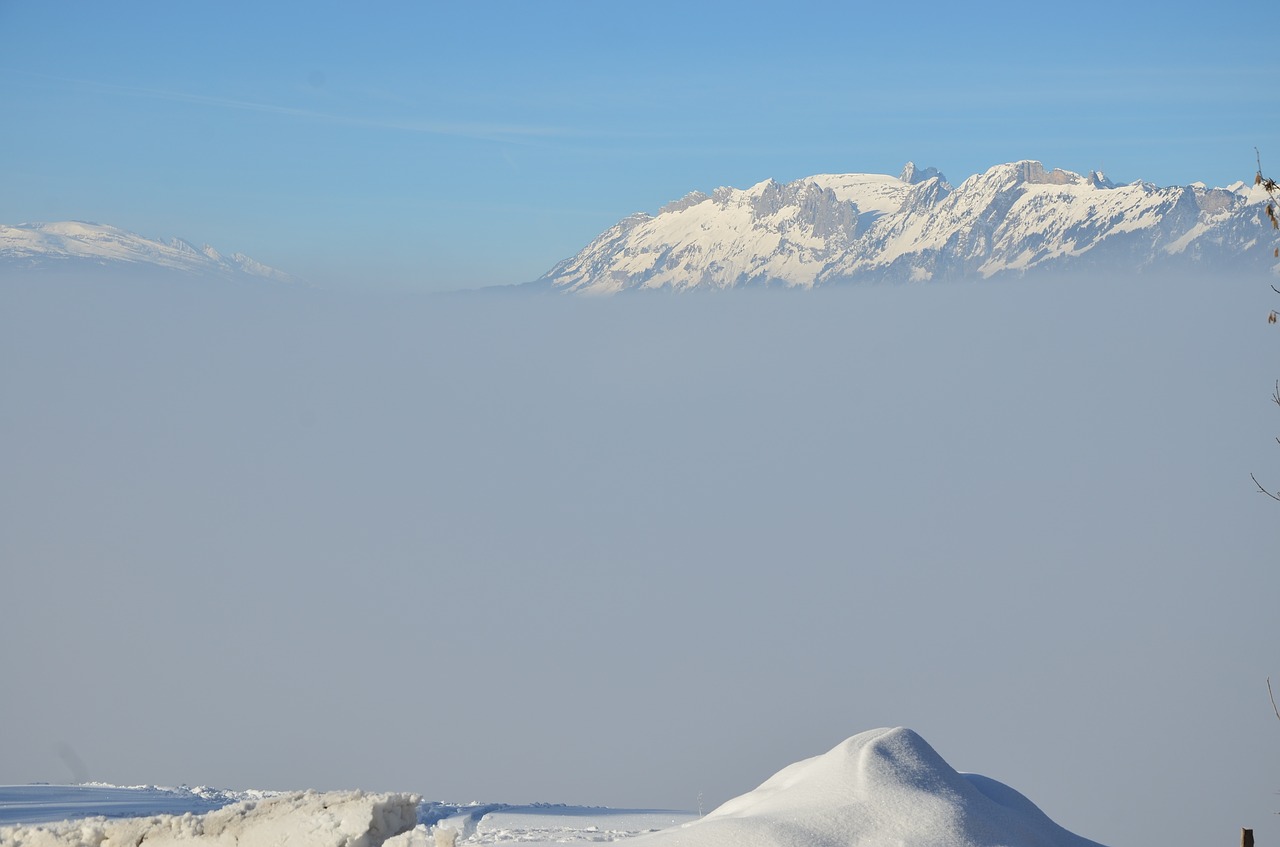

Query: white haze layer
[1,271,1276,847]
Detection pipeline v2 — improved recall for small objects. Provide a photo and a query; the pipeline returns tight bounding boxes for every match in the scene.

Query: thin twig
[1269,678,1280,721]
[1250,473,1280,501]
[1259,147,1280,193]
[1253,154,1279,502]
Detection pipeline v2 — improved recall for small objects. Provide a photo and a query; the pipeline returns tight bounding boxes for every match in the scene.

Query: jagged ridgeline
[538,161,1279,294]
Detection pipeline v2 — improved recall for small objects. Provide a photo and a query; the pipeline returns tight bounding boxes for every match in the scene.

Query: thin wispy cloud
[4,68,566,144]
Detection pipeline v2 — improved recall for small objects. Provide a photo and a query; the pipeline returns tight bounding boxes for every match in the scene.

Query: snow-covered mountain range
[0,221,292,281]
[539,160,1279,294]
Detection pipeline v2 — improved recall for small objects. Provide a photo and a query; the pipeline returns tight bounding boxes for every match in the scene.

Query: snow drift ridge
[632,727,1107,847]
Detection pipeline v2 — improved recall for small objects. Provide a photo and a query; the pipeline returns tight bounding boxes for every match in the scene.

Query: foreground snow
[632,728,1105,847]
[0,788,693,847]
[421,806,695,845]
[0,729,1105,847]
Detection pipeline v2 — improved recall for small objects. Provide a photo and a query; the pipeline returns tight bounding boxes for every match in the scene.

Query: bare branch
[1269,678,1280,721]
[1250,473,1280,501]
[1252,154,1280,502]
[1258,148,1280,194]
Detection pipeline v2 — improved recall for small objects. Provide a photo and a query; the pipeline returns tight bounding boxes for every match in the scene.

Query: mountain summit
[633,727,1107,847]
[0,221,293,281]
[538,161,1276,294]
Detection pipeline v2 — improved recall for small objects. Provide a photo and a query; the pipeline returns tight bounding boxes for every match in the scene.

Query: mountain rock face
[632,727,1107,847]
[540,161,1277,294]
[0,221,293,281]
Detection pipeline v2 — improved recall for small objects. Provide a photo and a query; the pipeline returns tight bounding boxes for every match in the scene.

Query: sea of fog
[1,271,1277,847]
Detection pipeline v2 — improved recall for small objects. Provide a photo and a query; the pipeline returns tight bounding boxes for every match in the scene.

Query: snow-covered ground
[0,787,693,840]
[0,729,1104,847]
[421,806,696,845]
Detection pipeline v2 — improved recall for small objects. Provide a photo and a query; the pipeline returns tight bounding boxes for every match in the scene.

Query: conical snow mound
[637,728,1107,847]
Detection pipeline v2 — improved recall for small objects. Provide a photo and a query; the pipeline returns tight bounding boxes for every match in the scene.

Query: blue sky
[1,1,1276,290]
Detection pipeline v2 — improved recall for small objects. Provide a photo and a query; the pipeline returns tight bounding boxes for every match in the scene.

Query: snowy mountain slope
[631,727,1106,847]
[0,221,293,281]
[539,161,1277,294]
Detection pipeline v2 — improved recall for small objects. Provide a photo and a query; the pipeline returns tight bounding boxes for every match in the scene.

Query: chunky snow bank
[0,788,694,846]
[631,727,1107,847]
[0,785,272,826]
[0,790,419,847]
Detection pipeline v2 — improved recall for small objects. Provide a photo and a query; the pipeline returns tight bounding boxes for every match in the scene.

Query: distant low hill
[536,160,1279,294]
[0,221,293,282]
